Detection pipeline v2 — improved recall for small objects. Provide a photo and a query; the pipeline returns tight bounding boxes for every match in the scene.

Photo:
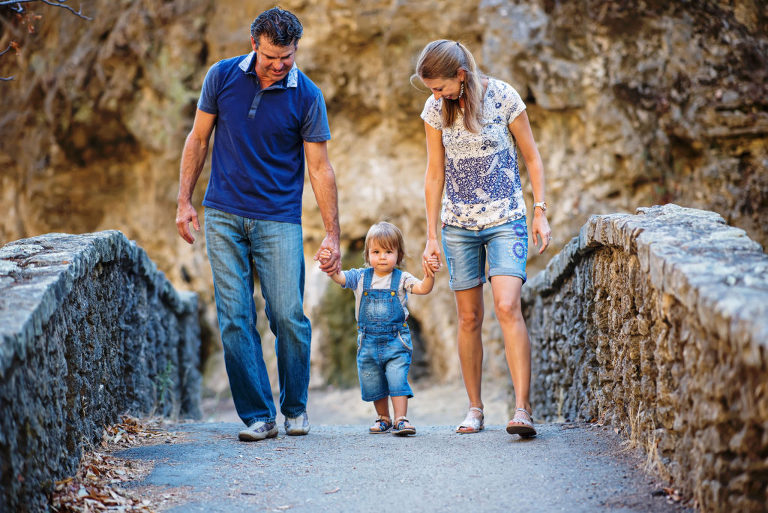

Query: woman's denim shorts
[441,218,528,291]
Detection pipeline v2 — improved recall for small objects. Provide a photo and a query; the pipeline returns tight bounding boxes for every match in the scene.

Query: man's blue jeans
[204,208,311,425]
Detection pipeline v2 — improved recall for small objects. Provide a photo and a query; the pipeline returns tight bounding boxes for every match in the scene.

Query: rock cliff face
[1,1,766,386]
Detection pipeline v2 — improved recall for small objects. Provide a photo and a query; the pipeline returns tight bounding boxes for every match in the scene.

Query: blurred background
[1,0,766,418]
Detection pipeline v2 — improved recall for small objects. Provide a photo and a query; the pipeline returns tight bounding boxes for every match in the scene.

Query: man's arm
[304,140,341,274]
[176,109,216,244]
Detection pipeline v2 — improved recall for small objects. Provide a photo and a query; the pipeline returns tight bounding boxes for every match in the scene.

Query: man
[175,7,341,441]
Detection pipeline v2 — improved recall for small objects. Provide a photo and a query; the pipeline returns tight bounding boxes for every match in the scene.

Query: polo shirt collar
[239,51,298,88]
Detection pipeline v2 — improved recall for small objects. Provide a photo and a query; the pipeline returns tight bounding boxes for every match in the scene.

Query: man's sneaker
[284,412,310,436]
[238,421,278,441]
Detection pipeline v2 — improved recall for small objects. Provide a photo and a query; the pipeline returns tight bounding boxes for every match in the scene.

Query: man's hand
[176,200,200,244]
[314,234,340,275]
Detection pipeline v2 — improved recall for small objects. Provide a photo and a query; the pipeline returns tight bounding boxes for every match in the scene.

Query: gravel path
[116,384,692,512]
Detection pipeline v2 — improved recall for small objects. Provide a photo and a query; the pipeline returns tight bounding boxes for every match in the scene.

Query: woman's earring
[459,81,465,98]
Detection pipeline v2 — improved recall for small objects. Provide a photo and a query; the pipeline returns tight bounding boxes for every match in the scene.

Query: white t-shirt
[421,77,527,230]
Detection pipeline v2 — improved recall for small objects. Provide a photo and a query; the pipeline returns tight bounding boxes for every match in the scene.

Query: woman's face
[422,75,463,101]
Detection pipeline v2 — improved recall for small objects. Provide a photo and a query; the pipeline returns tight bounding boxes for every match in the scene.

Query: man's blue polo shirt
[197,52,331,224]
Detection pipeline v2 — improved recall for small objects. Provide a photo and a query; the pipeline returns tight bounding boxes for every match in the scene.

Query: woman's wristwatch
[533,201,547,212]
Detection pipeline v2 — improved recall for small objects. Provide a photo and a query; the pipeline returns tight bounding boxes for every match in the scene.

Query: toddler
[321,222,439,436]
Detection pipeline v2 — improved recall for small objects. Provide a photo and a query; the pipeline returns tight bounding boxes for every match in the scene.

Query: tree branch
[0,1,91,80]
[0,0,91,20]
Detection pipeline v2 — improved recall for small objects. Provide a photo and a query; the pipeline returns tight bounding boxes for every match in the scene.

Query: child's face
[367,241,398,276]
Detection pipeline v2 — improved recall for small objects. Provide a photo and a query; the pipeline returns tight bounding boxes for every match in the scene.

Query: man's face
[251,35,296,83]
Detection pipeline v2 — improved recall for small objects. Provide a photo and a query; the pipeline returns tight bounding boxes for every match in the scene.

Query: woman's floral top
[421,77,527,230]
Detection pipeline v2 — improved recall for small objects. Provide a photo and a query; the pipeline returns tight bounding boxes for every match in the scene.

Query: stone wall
[522,204,768,512]
[0,231,201,512]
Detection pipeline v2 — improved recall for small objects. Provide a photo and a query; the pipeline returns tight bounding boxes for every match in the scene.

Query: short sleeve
[420,96,443,130]
[400,271,420,293]
[301,92,331,142]
[342,268,363,290]
[499,81,526,124]
[197,61,221,115]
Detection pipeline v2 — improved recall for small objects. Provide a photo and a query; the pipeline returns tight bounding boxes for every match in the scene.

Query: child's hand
[427,255,441,273]
[318,248,332,265]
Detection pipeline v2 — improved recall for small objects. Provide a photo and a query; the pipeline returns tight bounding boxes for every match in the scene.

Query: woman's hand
[531,211,552,254]
[422,239,442,277]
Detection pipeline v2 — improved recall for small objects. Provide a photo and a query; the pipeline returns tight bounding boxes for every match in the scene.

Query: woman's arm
[423,122,446,274]
[510,111,551,254]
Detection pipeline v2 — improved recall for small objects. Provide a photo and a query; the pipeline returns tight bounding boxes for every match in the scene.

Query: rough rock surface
[1,0,766,387]
[522,204,768,513]
[0,231,201,512]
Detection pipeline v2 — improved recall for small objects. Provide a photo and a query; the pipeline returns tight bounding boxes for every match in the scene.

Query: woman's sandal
[506,408,537,438]
[455,406,484,434]
[369,415,393,434]
[392,416,416,436]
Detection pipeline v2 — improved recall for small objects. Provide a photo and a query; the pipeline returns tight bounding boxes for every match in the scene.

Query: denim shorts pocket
[356,333,363,354]
[397,332,413,353]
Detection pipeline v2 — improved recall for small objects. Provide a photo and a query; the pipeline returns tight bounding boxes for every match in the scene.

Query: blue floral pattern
[421,78,527,230]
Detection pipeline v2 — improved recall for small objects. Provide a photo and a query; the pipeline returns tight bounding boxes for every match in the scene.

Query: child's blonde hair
[363,222,406,266]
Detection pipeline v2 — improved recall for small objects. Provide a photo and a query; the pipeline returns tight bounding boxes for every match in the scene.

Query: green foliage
[155,360,176,413]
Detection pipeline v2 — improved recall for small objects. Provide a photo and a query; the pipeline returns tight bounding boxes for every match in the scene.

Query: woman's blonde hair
[363,222,406,266]
[414,39,484,133]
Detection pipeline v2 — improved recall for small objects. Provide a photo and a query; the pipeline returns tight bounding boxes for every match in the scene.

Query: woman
[415,40,551,437]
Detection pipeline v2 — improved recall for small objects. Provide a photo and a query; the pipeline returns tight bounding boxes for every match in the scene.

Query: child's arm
[410,275,434,295]
[329,270,346,286]
[319,249,346,286]
[409,256,440,295]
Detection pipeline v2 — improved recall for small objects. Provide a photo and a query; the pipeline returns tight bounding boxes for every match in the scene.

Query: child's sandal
[392,416,416,436]
[369,416,393,434]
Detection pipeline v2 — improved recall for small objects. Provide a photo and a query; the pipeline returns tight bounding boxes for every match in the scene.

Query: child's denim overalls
[356,267,414,401]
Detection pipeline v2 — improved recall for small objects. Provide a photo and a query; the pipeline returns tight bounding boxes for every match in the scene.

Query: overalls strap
[362,267,375,290]
[389,268,402,294]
